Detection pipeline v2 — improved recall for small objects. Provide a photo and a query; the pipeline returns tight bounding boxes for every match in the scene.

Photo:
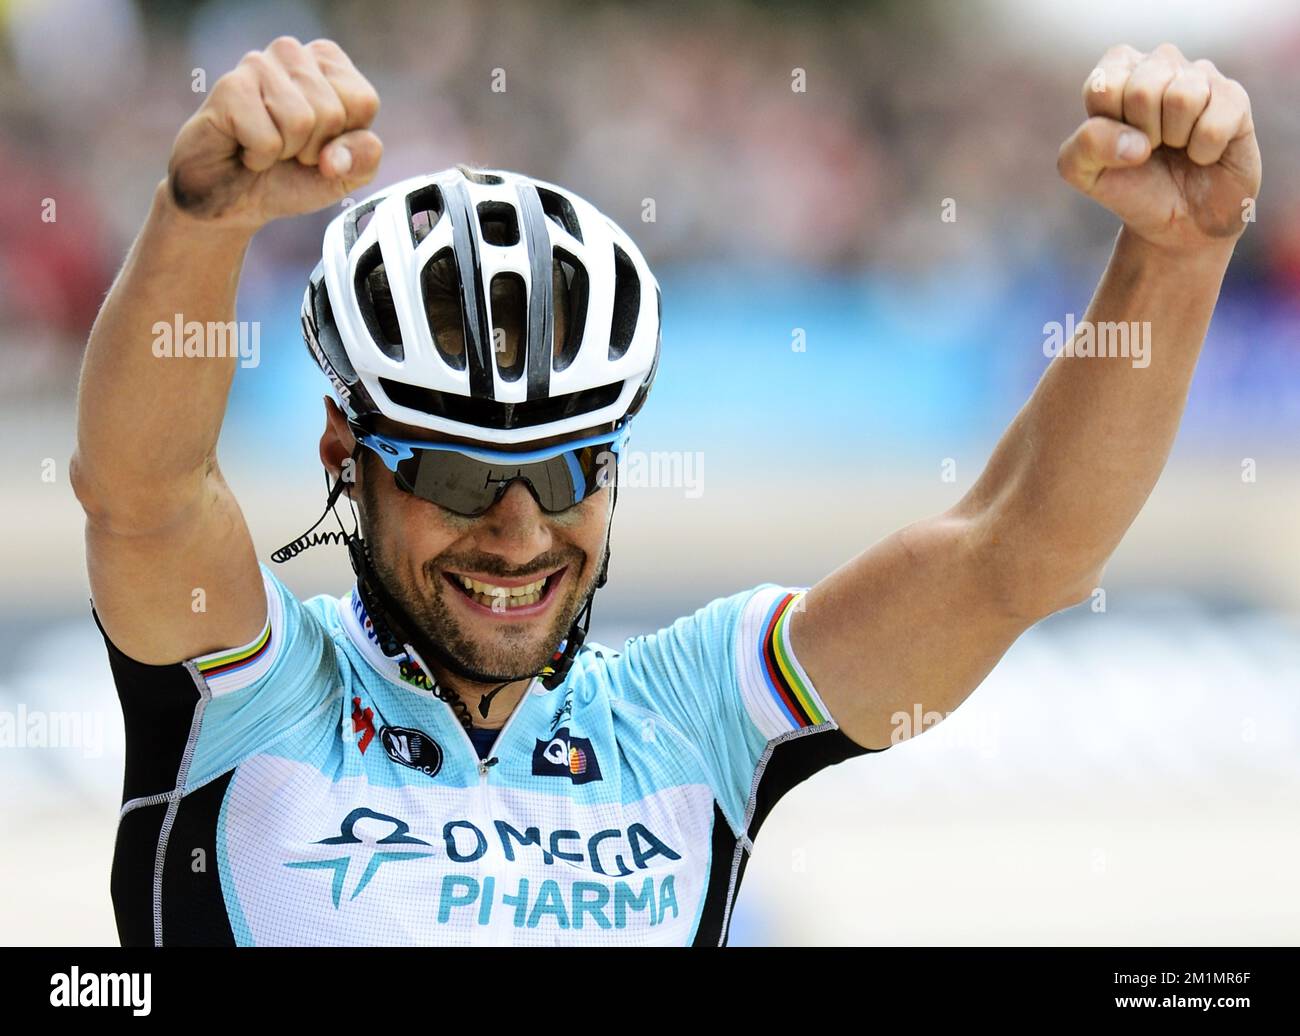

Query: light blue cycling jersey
[99,565,882,946]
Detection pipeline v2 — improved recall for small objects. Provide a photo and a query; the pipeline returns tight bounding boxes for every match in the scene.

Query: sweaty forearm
[73,177,257,525]
[961,228,1234,608]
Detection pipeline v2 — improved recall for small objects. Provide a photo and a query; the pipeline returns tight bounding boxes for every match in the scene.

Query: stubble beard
[359,475,596,685]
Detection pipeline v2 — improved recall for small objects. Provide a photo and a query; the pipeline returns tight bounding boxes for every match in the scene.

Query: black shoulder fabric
[692,801,742,946]
[748,729,886,844]
[695,734,884,947]
[111,801,165,947]
[160,771,237,946]
[93,606,238,946]
[90,605,202,805]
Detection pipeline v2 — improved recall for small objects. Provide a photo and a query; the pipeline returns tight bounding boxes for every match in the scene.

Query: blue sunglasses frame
[346,420,630,515]
[350,422,631,469]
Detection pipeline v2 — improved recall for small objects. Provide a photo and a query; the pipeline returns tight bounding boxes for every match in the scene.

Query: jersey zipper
[485,679,537,944]
[434,670,540,944]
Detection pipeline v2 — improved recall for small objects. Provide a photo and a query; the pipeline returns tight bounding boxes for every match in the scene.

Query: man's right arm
[72,181,266,665]
[70,36,382,665]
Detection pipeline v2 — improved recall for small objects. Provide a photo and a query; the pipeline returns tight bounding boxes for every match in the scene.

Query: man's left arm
[791,43,1262,751]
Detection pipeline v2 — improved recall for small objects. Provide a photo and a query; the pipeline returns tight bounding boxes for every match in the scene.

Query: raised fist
[1057,43,1261,254]
[167,36,383,229]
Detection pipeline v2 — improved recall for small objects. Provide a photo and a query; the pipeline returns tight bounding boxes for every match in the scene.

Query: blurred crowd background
[1,0,1297,946]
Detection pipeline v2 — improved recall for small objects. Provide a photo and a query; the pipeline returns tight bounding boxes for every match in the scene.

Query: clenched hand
[167,36,383,229]
[1057,43,1262,254]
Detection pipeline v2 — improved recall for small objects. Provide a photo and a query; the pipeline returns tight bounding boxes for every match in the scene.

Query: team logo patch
[285,808,432,909]
[352,697,376,754]
[532,727,602,784]
[381,725,444,777]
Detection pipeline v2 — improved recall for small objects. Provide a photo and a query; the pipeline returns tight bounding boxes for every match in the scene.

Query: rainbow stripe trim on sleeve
[189,569,283,696]
[758,591,828,729]
[195,621,272,680]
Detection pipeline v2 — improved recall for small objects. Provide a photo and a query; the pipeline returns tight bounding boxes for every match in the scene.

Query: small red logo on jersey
[352,696,376,754]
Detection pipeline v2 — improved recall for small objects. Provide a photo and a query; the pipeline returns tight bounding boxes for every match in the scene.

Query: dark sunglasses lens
[395,452,496,516]
[393,442,620,516]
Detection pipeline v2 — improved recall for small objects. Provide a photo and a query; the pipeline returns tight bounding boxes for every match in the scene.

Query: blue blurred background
[1,0,1297,945]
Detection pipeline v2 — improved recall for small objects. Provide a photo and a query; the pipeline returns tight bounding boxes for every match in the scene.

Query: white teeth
[454,573,550,608]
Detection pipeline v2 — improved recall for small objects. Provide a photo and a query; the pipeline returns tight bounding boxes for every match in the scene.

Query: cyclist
[73,38,1259,945]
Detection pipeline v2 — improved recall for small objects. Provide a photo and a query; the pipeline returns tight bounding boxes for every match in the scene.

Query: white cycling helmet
[301,165,661,446]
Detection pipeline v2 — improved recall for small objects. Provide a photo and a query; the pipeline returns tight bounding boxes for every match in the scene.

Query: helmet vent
[407,184,445,247]
[354,246,405,362]
[343,197,382,253]
[378,378,624,430]
[460,167,504,186]
[537,188,583,243]
[489,273,526,382]
[608,243,640,360]
[552,248,589,371]
[477,202,520,246]
[420,247,468,370]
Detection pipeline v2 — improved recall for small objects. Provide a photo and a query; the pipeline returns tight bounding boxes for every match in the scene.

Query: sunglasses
[348,420,628,517]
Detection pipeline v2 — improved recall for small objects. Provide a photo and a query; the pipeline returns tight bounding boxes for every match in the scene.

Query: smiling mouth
[443,567,566,612]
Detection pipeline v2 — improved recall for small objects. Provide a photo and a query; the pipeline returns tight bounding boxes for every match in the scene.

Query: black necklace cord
[347,534,477,732]
[349,480,618,698]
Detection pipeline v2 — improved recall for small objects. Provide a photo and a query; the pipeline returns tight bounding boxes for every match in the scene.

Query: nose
[471,479,553,565]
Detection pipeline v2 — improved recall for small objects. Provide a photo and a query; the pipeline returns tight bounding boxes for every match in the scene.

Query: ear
[319,396,358,492]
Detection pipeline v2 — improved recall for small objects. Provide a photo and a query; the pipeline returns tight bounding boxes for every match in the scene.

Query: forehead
[368,415,618,453]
